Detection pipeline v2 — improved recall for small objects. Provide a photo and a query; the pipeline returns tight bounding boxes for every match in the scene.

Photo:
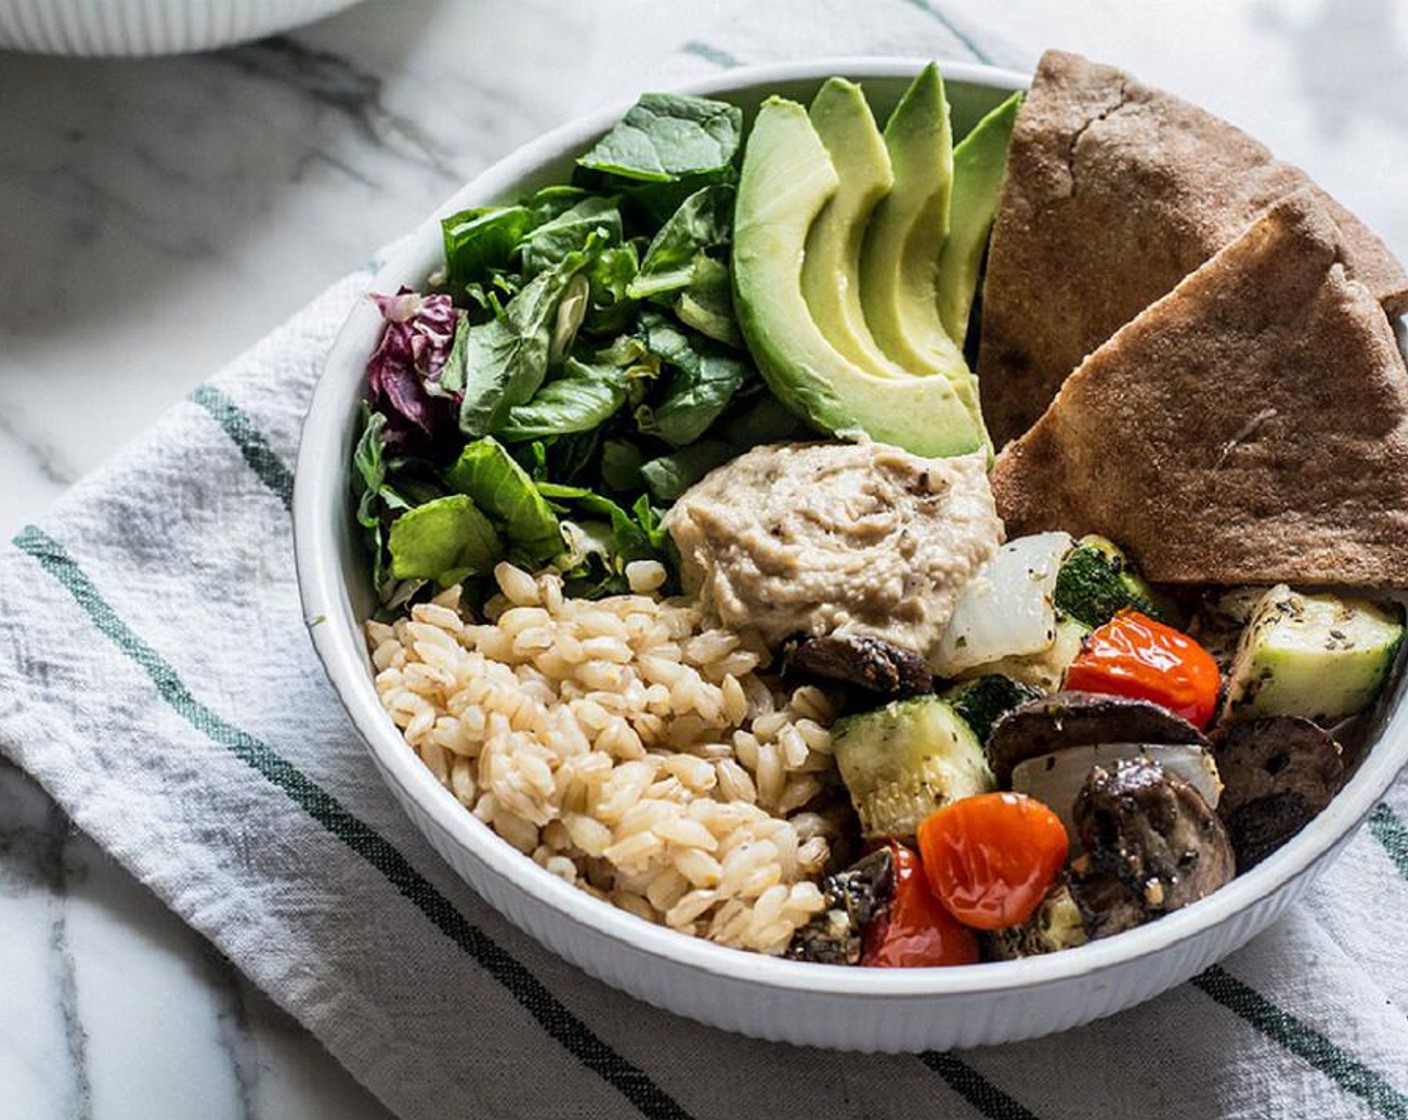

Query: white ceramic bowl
[293,58,1408,1051]
[0,0,360,55]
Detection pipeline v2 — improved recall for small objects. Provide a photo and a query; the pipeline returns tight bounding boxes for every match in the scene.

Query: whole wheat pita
[978,50,1408,449]
[989,193,1408,588]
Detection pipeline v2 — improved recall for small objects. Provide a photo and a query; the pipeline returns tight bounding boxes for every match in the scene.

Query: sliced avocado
[937,92,1022,347]
[802,78,906,376]
[732,97,988,457]
[833,695,995,839]
[1222,585,1403,724]
[858,66,963,375]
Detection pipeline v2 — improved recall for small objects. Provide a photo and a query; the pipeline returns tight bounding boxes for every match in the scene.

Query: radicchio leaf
[366,288,464,444]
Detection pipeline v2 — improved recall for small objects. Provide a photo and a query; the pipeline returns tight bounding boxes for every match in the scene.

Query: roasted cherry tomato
[861,842,979,967]
[917,793,1069,931]
[1063,609,1221,729]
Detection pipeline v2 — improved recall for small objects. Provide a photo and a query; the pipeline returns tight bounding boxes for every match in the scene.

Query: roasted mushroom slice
[1210,717,1343,871]
[986,691,1211,786]
[785,847,895,965]
[1067,759,1235,940]
[788,634,934,699]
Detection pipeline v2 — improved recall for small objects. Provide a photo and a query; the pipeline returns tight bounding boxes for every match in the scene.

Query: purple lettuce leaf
[366,288,464,444]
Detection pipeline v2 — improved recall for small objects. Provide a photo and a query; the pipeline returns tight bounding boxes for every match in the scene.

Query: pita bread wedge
[979,50,1408,448]
[990,193,1408,588]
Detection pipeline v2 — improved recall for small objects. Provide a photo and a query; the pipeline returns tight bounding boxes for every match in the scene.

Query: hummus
[663,441,1003,656]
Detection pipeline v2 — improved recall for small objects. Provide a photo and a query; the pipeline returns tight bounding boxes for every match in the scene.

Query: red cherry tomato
[1064,609,1221,729]
[861,842,979,967]
[917,793,1069,931]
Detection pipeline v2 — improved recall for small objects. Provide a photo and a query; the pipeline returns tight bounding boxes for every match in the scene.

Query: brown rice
[366,561,845,955]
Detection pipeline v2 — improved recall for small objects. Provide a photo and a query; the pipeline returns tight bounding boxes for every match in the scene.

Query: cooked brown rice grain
[369,563,843,955]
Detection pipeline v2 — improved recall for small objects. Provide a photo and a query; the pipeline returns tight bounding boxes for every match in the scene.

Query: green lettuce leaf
[627,184,733,301]
[638,315,749,446]
[577,93,743,183]
[388,494,502,586]
[640,440,737,501]
[498,354,631,440]
[445,437,563,564]
[674,255,741,347]
[443,239,601,437]
[521,195,622,276]
[441,206,535,292]
[600,438,645,491]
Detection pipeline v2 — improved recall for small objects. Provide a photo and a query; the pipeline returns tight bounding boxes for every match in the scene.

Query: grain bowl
[293,58,1408,1050]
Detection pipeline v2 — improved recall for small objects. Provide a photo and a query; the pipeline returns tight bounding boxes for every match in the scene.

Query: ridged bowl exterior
[293,59,1408,1052]
[0,0,359,55]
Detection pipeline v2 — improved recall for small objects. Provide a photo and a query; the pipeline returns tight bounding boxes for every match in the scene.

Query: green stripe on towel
[190,385,295,510]
[921,1052,1041,1120]
[12,524,693,1120]
[1192,965,1408,1120]
[1369,803,1408,882]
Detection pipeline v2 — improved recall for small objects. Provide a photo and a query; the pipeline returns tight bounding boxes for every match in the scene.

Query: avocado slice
[802,78,907,377]
[937,92,1023,347]
[858,65,965,377]
[732,98,988,457]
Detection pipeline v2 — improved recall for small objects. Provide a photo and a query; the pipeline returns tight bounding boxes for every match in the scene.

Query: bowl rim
[294,55,1408,1003]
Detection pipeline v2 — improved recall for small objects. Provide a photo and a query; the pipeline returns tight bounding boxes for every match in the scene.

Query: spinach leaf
[583,243,640,336]
[638,315,750,446]
[600,438,645,491]
[443,241,598,437]
[717,393,809,446]
[675,254,742,347]
[577,93,743,184]
[352,408,407,590]
[640,440,737,501]
[388,494,502,586]
[498,354,631,440]
[441,206,535,292]
[445,437,563,564]
[521,195,622,276]
[525,185,591,223]
[539,483,661,565]
[627,184,733,301]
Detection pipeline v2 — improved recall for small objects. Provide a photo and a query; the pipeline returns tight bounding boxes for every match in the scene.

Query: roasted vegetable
[1067,759,1234,940]
[1222,585,1403,725]
[983,881,1089,960]
[1053,534,1181,629]
[985,690,1210,787]
[1210,717,1343,870]
[1011,742,1222,840]
[942,674,1043,744]
[917,792,1070,930]
[832,696,995,839]
[789,634,933,699]
[861,842,979,967]
[934,532,1074,678]
[1064,611,1221,729]
[785,847,894,965]
[968,615,1090,694]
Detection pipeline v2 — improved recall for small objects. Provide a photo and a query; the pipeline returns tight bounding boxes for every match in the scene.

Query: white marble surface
[3,1,1408,1116]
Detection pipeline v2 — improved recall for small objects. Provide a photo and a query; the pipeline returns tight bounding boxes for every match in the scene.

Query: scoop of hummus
[663,441,1003,657]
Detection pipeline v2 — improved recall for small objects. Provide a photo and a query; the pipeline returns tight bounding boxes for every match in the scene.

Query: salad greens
[354,91,778,607]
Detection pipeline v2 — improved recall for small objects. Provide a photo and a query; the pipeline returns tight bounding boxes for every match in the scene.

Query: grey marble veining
[3,1,1408,1117]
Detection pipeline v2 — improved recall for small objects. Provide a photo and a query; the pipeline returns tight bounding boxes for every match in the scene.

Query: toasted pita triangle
[989,194,1408,587]
[978,50,1408,448]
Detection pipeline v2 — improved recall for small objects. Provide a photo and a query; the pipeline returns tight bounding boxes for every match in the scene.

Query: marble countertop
[4,1,1408,1115]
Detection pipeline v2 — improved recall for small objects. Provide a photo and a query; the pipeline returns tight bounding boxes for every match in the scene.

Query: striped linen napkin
[4,12,1408,1120]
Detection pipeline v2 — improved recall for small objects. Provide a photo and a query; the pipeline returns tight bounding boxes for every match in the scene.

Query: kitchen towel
[3,7,1408,1120]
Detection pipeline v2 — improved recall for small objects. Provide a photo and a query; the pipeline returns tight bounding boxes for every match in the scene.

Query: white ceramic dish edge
[293,57,1408,1050]
[0,0,359,55]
